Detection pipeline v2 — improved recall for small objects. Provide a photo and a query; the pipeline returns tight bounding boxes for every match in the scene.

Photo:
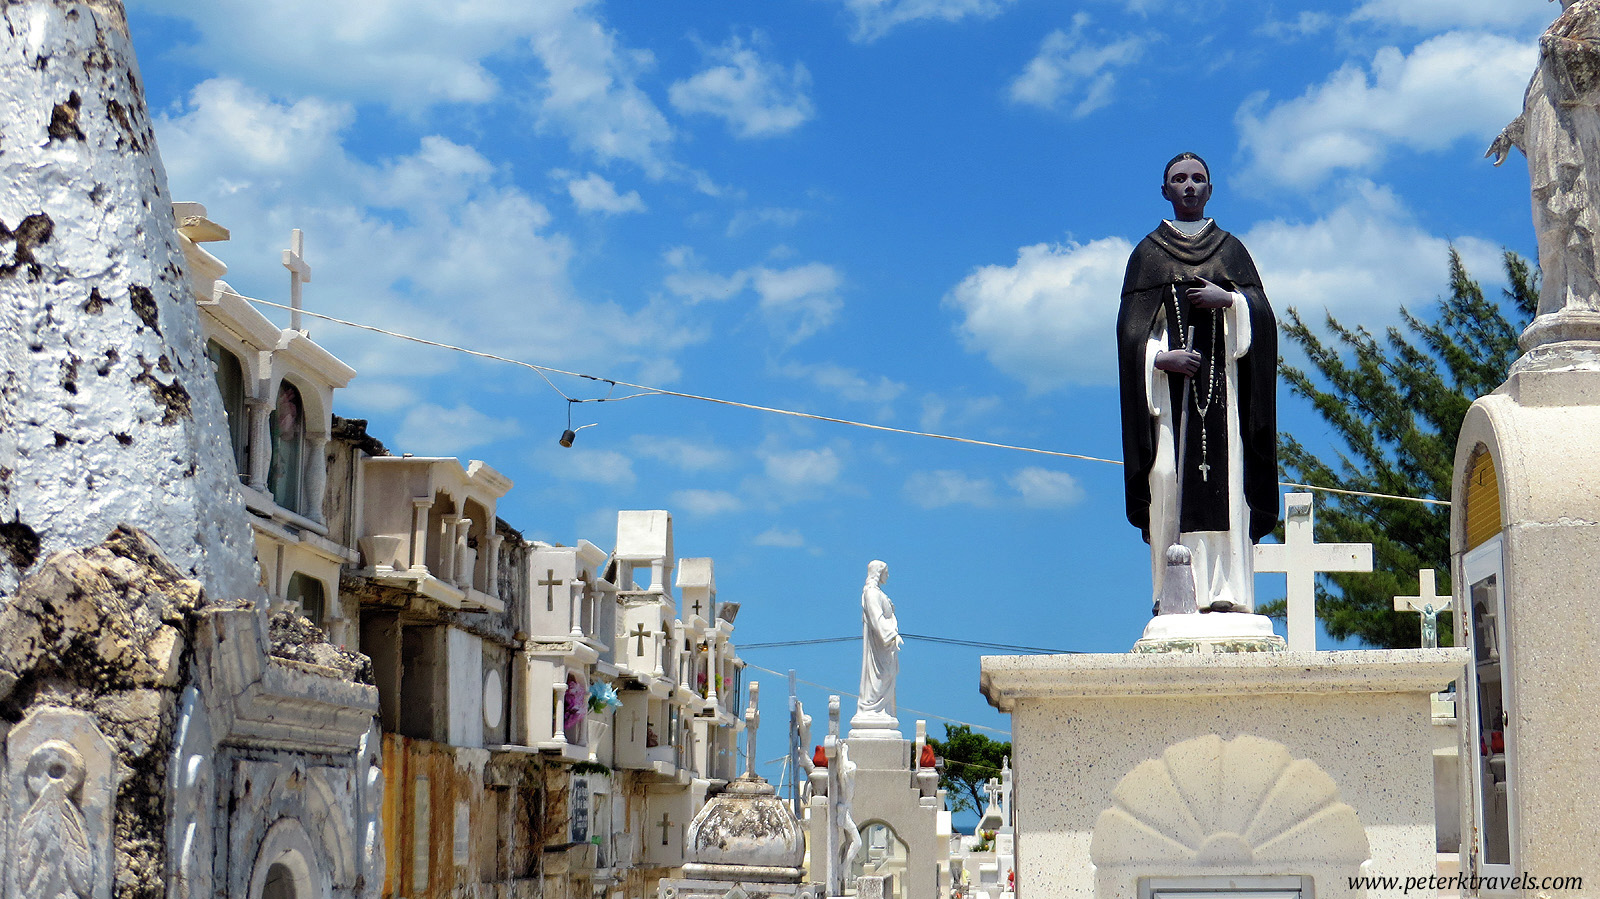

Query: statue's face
[1162,158,1212,220]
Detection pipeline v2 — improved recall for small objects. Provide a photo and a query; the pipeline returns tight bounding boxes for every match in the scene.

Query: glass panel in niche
[1471,571,1510,867]
[207,340,249,478]
[269,381,305,512]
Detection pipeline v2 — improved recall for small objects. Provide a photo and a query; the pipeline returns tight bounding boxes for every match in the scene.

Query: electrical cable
[739,634,1075,655]
[742,662,1011,737]
[243,295,1452,507]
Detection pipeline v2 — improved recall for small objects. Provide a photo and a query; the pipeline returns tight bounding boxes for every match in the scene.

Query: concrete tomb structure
[1452,0,1600,888]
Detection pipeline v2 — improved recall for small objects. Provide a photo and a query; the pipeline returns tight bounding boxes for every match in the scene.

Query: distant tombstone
[1394,569,1453,649]
[6,707,115,899]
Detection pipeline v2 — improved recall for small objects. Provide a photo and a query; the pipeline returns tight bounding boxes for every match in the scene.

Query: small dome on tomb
[683,775,805,882]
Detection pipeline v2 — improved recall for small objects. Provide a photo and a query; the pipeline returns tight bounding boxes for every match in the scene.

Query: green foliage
[927,724,1010,815]
[1271,249,1537,648]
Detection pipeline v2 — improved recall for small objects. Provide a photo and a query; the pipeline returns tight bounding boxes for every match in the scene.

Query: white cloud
[1237,32,1535,188]
[918,393,1002,433]
[671,488,744,517]
[833,0,1017,42]
[1008,16,1143,117]
[156,79,701,389]
[753,528,805,548]
[728,207,806,236]
[762,447,842,487]
[395,403,520,455]
[775,362,905,407]
[1242,180,1503,327]
[1352,0,1553,31]
[904,470,997,508]
[945,237,1131,391]
[632,435,734,472]
[566,172,646,215]
[670,34,815,138]
[135,0,677,173]
[543,448,637,488]
[1008,467,1085,508]
[754,262,844,341]
[662,247,752,303]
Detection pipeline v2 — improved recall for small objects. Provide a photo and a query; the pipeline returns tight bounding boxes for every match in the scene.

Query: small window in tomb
[851,823,908,899]
[1138,876,1311,898]
[206,340,249,478]
[286,572,326,628]
[260,862,298,899]
[269,380,306,512]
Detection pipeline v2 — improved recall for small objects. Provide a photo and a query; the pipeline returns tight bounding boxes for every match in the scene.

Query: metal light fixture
[559,399,597,447]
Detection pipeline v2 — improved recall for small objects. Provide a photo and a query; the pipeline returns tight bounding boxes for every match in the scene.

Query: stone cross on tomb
[984,777,1001,809]
[658,810,672,846]
[745,681,760,779]
[1394,568,1452,649]
[630,623,650,657]
[1254,492,1373,652]
[540,569,563,612]
[281,228,311,332]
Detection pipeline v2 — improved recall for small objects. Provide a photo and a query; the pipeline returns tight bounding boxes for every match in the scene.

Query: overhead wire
[243,295,1452,507]
[739,633,1076,655]
[742,661,1011,738]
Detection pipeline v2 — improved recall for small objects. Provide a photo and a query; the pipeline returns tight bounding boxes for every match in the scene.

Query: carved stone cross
[630,623,650,657]
[745,681,760,779]
[691,596,703,617]
[539,569,563,612]
[658,810,672,846]
[281,228,311,332]
[1254,492,1373,651]
[1394,568,1452,649]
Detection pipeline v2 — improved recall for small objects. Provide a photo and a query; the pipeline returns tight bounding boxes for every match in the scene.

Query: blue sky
[127,0,1548,780]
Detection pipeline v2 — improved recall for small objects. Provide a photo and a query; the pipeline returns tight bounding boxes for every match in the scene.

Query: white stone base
[979,649,1465,899]
[1132,611,1285,653]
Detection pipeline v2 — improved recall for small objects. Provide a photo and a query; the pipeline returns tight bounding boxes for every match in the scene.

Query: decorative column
[454,518,472,590]
[246,397,272,492]
[486,533,504,597]
[302,431,328,525]
[409,498,432,573]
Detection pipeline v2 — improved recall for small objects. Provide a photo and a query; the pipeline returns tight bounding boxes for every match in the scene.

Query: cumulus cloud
[631,435,734,472]
[134,0,677,173]
[661,250,843,340]
[566,173,646,214]
[1352,0,1553,31]
[904,470,997,508]
[395,403,521,455]
[753,528,806,548]
[1237,32,1535,188]
[670,489,744,517]
[1008,467,1085,508]
[1008,15,1143,117]
[156,79,701,390]
[945,237,1131,391]
[542,448,637,488]
[832,0,1018,42]
[762,447,842,487]
[775,362,905,407]
[1242,180,1503,327]
[670,34,815,138]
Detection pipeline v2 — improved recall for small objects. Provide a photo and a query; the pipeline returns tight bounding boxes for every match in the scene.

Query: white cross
[281,228,312,333]
[744,681,760,779]
[1394,568,1452,649]
[1254,492,1373,651]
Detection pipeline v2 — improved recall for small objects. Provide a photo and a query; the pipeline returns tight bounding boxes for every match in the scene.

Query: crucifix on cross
[539,569,563,612]
[281,228,311,333]
[1394,568,1452,649]
[1254,492,1373,651]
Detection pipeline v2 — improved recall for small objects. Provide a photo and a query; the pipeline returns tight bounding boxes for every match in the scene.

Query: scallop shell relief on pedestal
[1090,734,1369,866]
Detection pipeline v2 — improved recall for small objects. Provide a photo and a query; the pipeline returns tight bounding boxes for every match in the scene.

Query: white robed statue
[852,560,902,733]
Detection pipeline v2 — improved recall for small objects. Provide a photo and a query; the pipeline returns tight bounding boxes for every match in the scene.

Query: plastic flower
[588,681,621,713]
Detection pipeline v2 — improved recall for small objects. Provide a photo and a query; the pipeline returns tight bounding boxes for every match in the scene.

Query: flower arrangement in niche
[588,681,621,714]
[564,674,586,733]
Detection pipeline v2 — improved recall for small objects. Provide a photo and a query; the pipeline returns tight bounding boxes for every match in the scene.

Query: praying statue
[1117,153,1279,613]
[853,560,901,729]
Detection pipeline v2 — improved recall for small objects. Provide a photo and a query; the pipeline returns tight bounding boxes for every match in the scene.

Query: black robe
[1116,222,1279,543]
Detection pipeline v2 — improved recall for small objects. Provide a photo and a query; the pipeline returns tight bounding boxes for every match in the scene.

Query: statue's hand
[1154,349,1202,376]
[1186,278,1234,309]
[1486,115,1524,166]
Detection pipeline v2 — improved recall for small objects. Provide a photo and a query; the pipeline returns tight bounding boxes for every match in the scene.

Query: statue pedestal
[848,711,901,741]
[1132,611,1285,653]
[980,649,1463,898]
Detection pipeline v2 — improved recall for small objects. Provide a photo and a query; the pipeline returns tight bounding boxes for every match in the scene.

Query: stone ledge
[980,648,1467,711]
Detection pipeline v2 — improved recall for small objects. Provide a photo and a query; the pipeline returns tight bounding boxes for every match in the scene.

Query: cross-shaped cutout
[691,596,703,617]
[630,623,650,657]
[1394,568,1452,649]
[539,569,563,612]
[658,810,672,846]
[281,228,311,332]
[1255,492,1373,651]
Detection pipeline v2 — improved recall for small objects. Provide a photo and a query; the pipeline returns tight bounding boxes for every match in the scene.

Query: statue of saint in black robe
[1117,219,1278,610]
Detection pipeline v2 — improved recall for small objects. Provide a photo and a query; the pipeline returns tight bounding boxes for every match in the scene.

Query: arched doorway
[261,861,297,899]
[248,818,323,899]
